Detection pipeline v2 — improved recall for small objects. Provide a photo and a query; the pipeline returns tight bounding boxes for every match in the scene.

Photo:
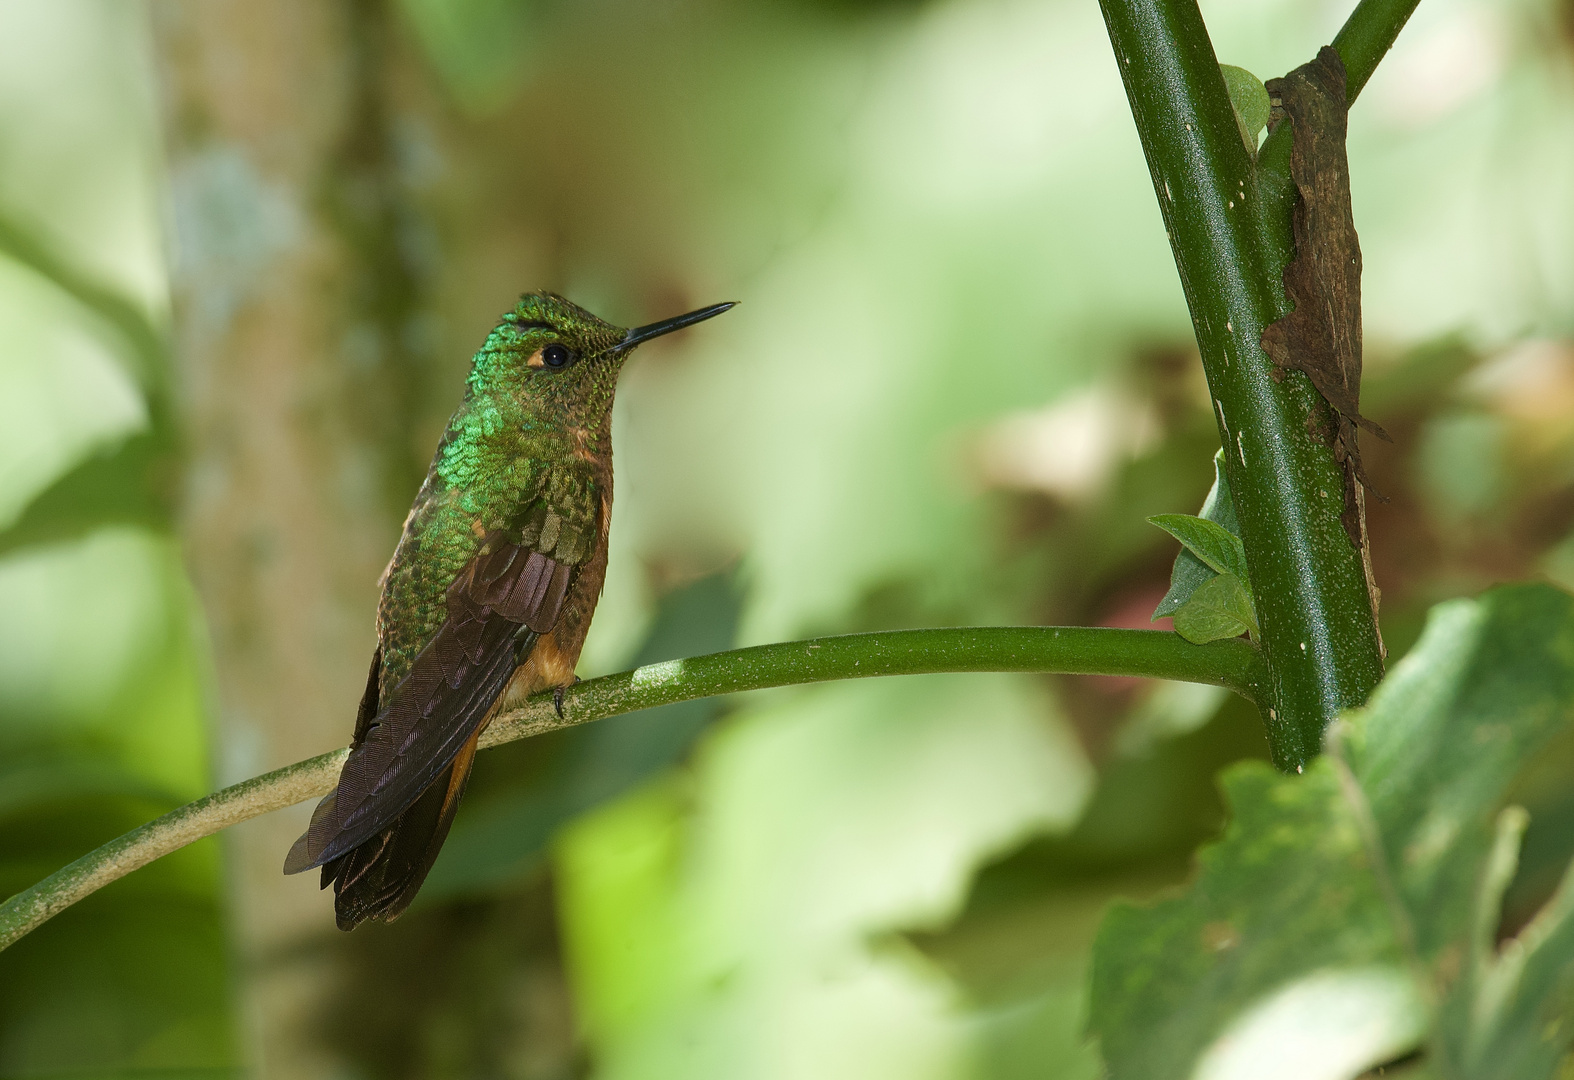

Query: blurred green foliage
[0,2,238,1075]
[5,0,1574,1077]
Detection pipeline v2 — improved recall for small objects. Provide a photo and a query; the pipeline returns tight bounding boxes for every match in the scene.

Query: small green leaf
[1154,451,1241,619]
[1171,573,1257,643]
[1149,512,1250,596]
[1198,458,1240,537]
[1219,64,1270,156]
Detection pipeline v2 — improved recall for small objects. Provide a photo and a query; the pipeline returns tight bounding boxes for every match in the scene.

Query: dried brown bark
[1260,46,1391,548]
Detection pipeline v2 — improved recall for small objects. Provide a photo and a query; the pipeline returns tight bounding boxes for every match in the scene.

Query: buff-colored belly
[437,633,575,821]
[485,630,578,722]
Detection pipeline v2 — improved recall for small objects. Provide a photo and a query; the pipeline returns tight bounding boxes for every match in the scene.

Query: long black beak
[621,301,736,348]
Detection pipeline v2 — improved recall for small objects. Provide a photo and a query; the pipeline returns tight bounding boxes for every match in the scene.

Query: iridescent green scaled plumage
[284,291,733,929]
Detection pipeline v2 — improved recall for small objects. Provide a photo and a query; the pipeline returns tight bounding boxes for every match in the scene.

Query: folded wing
[283,532,574,911]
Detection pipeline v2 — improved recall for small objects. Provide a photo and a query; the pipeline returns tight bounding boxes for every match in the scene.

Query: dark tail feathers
[311,737,476,930]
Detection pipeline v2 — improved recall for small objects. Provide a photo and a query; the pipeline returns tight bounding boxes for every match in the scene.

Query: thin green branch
[0,626,1266,950]
[0,749,347,953]
[1331,0,1425,101]
[1097,0,1413,768]
[1256,0,1425,265]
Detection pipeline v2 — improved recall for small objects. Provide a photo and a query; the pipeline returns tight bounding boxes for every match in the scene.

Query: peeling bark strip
[1260,46,1390,547]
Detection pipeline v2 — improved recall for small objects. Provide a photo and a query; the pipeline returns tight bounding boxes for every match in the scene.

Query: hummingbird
[283,292,734,930]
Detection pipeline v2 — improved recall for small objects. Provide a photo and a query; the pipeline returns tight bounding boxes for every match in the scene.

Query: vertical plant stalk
[1096,0,1414,767]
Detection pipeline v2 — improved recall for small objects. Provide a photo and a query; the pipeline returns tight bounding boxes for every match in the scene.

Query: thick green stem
[0,625,1266,950]
[1097,0,1404,768]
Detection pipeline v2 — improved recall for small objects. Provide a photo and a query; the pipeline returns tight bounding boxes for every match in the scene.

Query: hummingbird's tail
[315,730,480,930]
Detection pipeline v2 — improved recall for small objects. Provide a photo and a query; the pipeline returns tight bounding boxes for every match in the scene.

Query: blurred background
[1,0,1572,1076]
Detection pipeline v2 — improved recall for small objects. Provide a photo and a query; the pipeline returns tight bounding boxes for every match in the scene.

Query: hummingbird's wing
[284,532,575,880]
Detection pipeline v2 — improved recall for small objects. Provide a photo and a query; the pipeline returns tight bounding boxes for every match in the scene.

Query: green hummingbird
[284,292,733,930]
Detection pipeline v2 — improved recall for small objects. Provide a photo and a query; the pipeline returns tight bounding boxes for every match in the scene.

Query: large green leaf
[1091,584,1574,1079]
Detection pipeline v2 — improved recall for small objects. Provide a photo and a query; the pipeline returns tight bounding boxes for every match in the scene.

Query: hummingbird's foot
[553,678,581,720]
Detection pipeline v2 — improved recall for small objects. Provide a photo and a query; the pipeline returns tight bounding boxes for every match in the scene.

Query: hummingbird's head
[468,292,734,429]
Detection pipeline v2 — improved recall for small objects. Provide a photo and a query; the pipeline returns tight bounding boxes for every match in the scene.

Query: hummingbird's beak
[621,301,736,348]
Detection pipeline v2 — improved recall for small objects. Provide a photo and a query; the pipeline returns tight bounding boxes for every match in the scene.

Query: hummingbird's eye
[542,344,574,369]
